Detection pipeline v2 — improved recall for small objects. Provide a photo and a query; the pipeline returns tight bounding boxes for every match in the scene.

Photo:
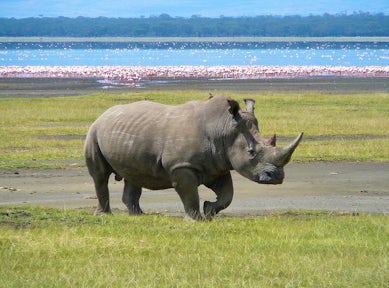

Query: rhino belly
[98,135,173,190]
[115,164,173,190]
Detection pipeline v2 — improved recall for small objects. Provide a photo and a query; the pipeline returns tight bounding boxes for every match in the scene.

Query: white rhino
[84,95,303,220]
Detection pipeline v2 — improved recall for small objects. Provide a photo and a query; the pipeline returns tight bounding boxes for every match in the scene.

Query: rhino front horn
[276,132,304,165]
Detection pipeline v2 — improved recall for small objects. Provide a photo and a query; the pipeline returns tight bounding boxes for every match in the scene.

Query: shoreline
[1,76,388,98]
[0,77,389,99]
[0,65,388,97]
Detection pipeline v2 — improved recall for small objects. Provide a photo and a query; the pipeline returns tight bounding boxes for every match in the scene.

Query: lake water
[0,41,388,66]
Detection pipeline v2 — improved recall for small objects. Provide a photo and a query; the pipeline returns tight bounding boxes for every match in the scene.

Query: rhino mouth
[257,172,283,185]
[258,179,283,185]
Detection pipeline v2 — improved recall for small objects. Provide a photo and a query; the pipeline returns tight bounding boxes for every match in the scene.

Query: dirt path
[1,162,388,216]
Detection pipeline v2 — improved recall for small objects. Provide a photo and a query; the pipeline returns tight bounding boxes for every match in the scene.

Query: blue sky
[0,0,388,18]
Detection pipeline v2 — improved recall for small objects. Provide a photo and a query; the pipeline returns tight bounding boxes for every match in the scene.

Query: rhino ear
[227,99,240,117]
[244,99,255,114]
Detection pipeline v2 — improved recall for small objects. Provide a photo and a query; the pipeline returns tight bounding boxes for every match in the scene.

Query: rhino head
[226,98,303,185]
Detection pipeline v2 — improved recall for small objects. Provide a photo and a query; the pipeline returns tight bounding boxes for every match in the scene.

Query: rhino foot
[128,206,144,215]
[203,201,217,221]
[183,208,204,221]
[94,207,112,216]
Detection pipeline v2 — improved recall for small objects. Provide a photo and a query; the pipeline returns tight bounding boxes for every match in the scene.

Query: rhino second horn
[244,99,255,114]
[268,134,277,147]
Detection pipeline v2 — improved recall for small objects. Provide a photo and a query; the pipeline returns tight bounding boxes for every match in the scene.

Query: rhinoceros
[84,95,303,220]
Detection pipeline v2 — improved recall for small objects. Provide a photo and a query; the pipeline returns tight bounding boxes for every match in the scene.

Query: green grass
[1,91,388,168]
[0,207,387,287]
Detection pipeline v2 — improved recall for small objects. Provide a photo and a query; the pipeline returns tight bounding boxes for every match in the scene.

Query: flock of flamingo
[0,65,388,85]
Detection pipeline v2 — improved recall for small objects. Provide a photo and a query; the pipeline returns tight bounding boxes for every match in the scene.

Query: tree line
[0,13,387,37]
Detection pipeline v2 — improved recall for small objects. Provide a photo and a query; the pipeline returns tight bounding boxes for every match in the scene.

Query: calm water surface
[0,41,388,66]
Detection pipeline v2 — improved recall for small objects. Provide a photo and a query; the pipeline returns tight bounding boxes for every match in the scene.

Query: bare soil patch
[1,162,388,216]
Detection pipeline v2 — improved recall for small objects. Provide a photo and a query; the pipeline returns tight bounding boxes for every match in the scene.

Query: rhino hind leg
[122,180,143,215]
[85,139,113,215]
[171,168,202,220]
[93,173,111,215]
[86,164,111,215]
[204,172,234,220]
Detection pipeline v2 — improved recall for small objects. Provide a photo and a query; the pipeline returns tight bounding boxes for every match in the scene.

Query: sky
[0,0,388,18]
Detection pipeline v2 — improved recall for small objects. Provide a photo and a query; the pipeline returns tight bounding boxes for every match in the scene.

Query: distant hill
[0,13,388,37]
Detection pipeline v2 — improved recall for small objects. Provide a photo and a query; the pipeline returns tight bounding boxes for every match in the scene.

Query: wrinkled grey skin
[84,95,303,220]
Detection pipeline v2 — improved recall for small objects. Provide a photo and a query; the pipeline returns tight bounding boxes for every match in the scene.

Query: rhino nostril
[259,172,272,183]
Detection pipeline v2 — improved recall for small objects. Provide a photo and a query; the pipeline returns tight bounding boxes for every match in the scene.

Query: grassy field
[0,206,388,287]
[0,91,388,168]
[1,90,388,287]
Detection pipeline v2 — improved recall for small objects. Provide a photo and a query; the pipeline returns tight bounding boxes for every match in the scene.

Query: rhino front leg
[204,172,234,220]
[122,179,143,215]
[171,168,202,220]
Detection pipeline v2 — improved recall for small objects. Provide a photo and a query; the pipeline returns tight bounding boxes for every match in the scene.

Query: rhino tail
[85,127,117,180]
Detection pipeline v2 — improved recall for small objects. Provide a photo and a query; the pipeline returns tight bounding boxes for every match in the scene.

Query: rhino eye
[247,148,256,158]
